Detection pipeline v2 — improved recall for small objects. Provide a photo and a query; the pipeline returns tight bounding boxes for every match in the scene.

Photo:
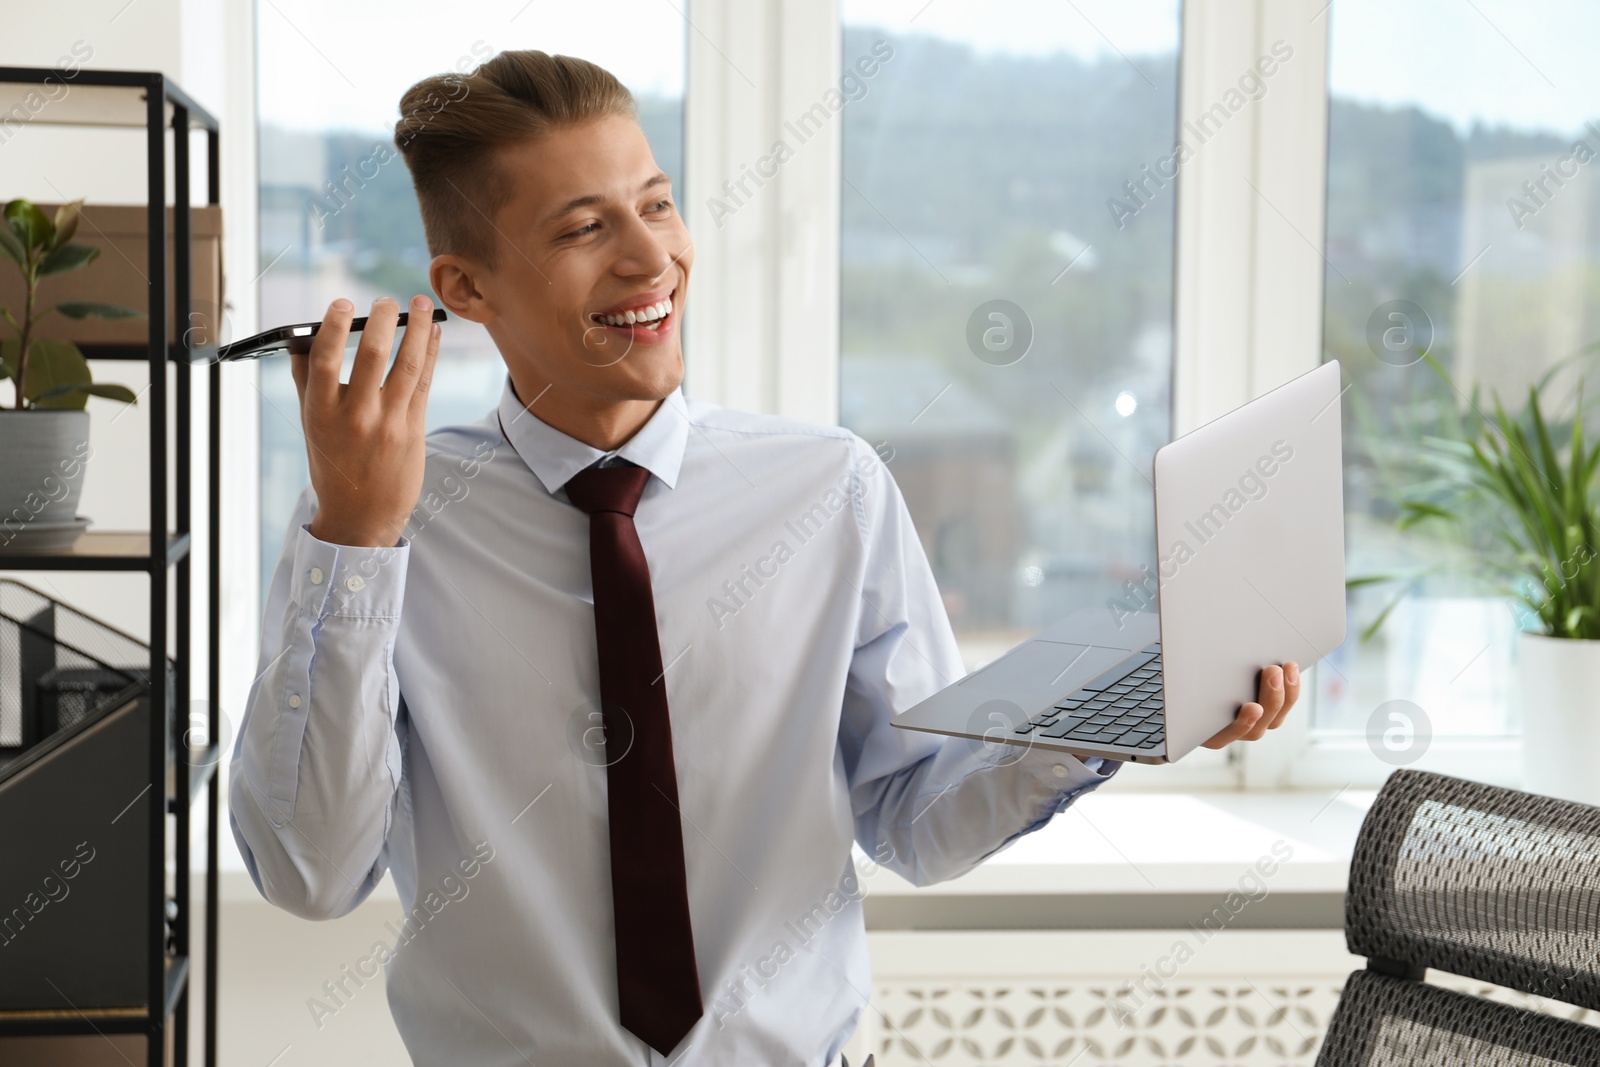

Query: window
[1318,0,1600,751]
[245,0,1590,791]
[836,1,1183,673]
[255,4,684,595]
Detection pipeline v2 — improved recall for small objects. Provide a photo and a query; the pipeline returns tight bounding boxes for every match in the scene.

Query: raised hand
[291,295,442,548]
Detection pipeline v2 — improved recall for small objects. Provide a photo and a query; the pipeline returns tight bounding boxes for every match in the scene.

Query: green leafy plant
[1351,350,1600,641]
[0,197,141,411]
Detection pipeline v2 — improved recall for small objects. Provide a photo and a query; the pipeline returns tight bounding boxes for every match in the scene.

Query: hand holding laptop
[1200,660,1301,751]
[894,361,1345,765]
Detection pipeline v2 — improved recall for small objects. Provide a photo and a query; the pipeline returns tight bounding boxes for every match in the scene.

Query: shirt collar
[496,377,689,495]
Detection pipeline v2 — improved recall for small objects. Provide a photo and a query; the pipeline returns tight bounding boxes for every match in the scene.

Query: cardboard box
[0,203,224,348]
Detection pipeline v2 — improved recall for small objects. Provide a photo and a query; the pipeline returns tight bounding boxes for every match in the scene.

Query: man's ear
[430,253,494,324]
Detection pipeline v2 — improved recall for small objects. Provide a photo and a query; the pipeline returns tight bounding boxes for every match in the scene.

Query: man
[230,49,1301,1066]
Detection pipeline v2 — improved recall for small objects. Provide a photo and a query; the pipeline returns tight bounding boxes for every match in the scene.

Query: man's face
[437,114,692,407]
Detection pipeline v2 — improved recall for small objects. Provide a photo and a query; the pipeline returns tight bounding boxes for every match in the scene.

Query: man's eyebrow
[543,172,673,227]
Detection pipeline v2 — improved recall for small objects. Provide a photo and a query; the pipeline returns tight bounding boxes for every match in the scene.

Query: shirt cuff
[970,743,1121,857]
[291,523,410,619]
[986,741,1122,792]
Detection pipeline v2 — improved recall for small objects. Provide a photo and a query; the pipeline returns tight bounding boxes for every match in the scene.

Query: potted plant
[0,198,140,552]
[1352,352,1600,803]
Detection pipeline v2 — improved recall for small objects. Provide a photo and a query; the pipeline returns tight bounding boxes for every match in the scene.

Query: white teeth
[596,296,673,328]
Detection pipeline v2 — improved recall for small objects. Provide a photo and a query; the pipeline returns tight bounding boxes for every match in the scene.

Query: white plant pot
[0,409,91,552]
[1518,630,1600,805]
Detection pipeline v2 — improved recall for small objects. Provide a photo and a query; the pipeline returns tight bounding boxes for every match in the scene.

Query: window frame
[681,0,1526,790]
[681,0,843,423]
[232,0,1526,794]
[1218,0,1522,790]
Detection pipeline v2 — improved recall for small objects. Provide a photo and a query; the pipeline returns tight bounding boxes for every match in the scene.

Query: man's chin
[600,357,684,404]
[626,348,685,399]
[633,369,686,402]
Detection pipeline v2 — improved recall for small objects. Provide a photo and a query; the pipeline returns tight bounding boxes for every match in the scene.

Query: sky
[258,0,1599,140]
[1327,0,1600,136]
[843,0,1179,60]
[256,0,1181,134]
[256,0,688,130]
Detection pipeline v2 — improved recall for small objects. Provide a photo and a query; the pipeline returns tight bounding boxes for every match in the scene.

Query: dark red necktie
[564,460,704,1054]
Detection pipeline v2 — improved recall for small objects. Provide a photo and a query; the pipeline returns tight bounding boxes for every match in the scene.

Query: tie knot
[565,462,650,518]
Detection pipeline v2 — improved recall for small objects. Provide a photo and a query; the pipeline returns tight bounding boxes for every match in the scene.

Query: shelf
[0,957,185,1037]
[0,1002,146,1037]
[0,531,190,571]
[168,744,220,811]
[0,63,220,1065]
[0,68,218,130]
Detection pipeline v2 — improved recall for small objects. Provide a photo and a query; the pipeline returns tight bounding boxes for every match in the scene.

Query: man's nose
[616,216,676,280]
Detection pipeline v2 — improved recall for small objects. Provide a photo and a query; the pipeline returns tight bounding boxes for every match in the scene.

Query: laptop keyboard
[1013,642,1165,751]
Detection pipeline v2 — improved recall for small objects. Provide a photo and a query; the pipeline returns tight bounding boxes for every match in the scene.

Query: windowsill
[216,788,1371,912]
[853,787,1369,930]
[863,788,1371,897]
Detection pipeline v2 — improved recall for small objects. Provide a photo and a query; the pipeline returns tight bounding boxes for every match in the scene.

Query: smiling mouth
[590,289,676,331]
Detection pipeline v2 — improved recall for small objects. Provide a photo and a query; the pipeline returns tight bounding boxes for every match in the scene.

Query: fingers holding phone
[291,294,442,548]
[288,297,352,410]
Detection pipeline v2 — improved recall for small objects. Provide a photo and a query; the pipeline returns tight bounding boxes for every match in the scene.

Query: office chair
[1316,767,1600,1064]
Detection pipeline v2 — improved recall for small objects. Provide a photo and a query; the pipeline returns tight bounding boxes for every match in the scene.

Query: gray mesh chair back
[1316,768,1600,1065]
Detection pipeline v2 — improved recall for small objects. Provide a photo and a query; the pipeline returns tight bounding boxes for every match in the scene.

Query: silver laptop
[891,360,1347,764]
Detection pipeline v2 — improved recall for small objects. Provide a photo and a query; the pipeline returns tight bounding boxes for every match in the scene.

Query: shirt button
[288,694,302,709]
[1051,763,1070,778]
[346,575,365,592]
[309,566,324,585]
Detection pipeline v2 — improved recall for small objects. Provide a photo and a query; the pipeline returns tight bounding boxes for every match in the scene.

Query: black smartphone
[215,307,448,362]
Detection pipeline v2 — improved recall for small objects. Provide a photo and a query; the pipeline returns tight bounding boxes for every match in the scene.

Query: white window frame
[682,0,1524,791]
[1188,0,1520,790]
[682,0,843,423]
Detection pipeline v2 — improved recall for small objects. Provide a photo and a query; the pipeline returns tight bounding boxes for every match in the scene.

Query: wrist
[309,512,403,548]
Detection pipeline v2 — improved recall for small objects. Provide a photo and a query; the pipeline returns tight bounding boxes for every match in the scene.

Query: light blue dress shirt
[230,380,1117,1065]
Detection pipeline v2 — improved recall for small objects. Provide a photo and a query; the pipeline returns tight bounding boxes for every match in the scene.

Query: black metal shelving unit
[0,68,222,1066]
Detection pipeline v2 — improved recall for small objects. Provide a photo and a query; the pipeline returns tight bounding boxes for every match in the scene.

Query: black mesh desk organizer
[1316,768,1600,1065]
[0,580,164,762]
